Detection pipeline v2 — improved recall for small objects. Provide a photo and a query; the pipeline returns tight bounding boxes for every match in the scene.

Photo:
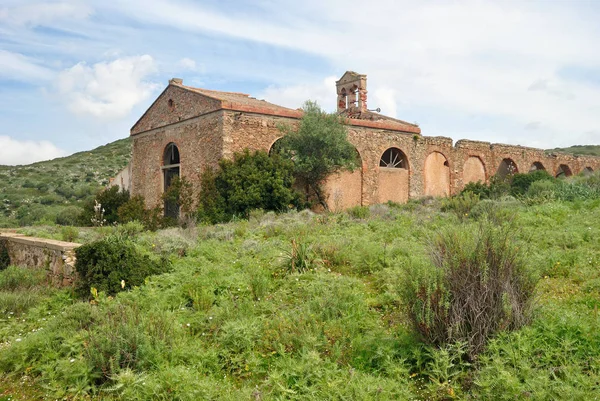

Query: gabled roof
[339,109,421,134]
[173,82,303,119]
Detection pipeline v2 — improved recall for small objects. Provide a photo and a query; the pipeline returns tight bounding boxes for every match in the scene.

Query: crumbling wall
[0,233,79,286]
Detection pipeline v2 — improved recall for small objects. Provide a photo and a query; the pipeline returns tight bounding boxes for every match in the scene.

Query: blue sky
[1,0,599,165]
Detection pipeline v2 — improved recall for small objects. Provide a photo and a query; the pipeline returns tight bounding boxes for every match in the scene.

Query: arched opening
[530,162,545,172]
[378,147,409,204]
[268,138,284,156]
[496,158,518,179]
[462,156,486,186]
[162,143,180,219]
[424,152,450,197]
[379,147,408,169]
[556,164,573,178]
[340,88,348,110]
[324,147,363,211]
[583,167,594,176]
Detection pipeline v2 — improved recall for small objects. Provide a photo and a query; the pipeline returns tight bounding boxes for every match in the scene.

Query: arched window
[496,158,518,178]
[269,138,284,156]
[162,143,180,218]
[556,164,572,178]
[530,161,545,172]
[379,148,408,169]
[164,142,180,166]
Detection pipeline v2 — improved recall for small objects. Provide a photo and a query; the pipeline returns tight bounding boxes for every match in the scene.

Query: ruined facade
[130,72,600,212]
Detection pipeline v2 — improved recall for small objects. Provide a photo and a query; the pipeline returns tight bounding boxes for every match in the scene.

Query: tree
[197,150,301,223]
[275,101,359,210]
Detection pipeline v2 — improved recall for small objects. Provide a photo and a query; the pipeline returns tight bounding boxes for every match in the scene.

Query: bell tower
[336,71,367,113]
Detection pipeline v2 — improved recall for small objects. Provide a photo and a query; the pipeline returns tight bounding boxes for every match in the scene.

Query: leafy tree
[276,101,360,210]
[197,150,300,223]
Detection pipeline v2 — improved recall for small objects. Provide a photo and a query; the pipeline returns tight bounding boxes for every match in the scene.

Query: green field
[1,195,600,400]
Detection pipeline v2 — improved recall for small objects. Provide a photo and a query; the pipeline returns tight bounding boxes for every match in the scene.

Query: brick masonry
[130,74,600,211]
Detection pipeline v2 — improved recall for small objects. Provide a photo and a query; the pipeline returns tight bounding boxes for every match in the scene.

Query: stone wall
[0,233,79,286]
[131,111,224,209]
[131,95,600,211]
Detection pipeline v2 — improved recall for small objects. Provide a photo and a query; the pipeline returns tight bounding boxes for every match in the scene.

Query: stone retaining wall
[0,233,79,286]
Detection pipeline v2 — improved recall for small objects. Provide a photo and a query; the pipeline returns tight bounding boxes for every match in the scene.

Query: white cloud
[0,50,53,82]
[0,1,92,26]
[0,136,67,165]
[110,0,600,147]
[259,76,337,111]
[56,55,159,119]
[178,57,197,70]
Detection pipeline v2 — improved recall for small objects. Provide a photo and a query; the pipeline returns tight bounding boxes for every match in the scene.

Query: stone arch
[530,161,545,172]
[162,142,180,219]
[496,158,518,178]
[324,147,363,211]
[462,156,486,186]
[378,147,409,204]
[424,151,450,197]
[556,164,573,178]
[583,167,594,176]
[268,137,284,156]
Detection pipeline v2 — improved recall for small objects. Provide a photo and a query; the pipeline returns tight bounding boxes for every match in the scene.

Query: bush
[441,191,480,220]
[510,170,554,196]
[402,221,536,359]
[56,206,84,226]
[117,195,164,231]
[197,150,301,223]
[60,226,79,242]
[74,237,169,297]
[0,265,46,291]
[79,186,130,226]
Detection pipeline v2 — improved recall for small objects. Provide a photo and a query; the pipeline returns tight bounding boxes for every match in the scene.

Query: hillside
[547,144,600,156]
[0,138,131,227]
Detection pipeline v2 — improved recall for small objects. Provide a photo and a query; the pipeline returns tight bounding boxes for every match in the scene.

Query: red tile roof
[175,82,421,134]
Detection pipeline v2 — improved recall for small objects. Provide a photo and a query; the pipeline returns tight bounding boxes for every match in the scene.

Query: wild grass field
[1,193,600,400]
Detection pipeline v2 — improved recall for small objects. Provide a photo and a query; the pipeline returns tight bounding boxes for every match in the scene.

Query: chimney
[335,71,367,113]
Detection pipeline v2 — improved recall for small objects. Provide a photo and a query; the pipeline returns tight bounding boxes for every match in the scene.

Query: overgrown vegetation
[1,172,600,398]
[74,234,170,297]
[275,101,360,210]
[403,220,536,359]
[197,150,301,223]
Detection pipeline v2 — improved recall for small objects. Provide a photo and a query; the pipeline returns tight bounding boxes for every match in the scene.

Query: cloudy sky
[1,0,599,165]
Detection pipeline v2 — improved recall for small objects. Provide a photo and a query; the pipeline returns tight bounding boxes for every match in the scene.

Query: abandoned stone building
[129,71,600,213]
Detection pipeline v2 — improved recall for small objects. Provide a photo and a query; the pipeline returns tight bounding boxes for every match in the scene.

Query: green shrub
[60,226,79,242]
[283,239,318,273]
[346,205,370,219]
[462,181,490,199]
[197,150,301,223]
[79,186,130,226]
[402,221,536,359]
[55,206,84,226]
[510,170,555,196]
[0,265,46,290]
[441,191,480,220]
[74,237,169,297]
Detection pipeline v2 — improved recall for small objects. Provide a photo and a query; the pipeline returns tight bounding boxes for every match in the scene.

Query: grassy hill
[547,144,600,156]
[0,138,131,227]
